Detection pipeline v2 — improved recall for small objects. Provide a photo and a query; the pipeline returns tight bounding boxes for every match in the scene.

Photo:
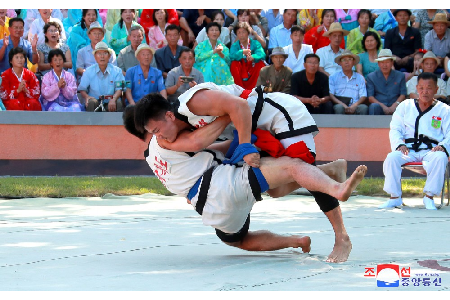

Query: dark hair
[393,9,412,17]
[43,21,62,43]
[304,53,320,63]
[152,9,168,25]
[361,30,382,51]
[165,24,180,34]
[48,48,66,64]
[357,9,372,23]
[9,17,24,28]
[284,9,297,15]
[290,25,305,35]
[119,9,135,29]
[8,47,26,67]
[80,9,98,30]
[123,105,147,141]
[179,48,195,57]
[134,93,172,134]
[206,22,221,34]
[418,72,438,84]
[321,9,336,24]
[237,9,249,17]
[233,21,251,35]
[211,10,225,21]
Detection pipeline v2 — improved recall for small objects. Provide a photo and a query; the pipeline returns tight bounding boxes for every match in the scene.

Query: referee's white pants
[383,149,448,197]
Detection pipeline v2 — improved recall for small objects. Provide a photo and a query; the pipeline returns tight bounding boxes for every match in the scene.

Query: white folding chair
[401,162,450,209]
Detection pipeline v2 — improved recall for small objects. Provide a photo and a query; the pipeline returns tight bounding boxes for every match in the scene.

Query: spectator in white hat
[78,41,125,112]
[125,43,166,105]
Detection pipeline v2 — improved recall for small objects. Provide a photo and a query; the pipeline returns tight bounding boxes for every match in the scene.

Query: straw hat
[135,43,155,57]
[334,49,360,65]
[375,49,396,62]
[323,22,349,37]
[92,41,113,56]
[87,21,106,35]
[427,13,450,26]
[419,51,440,65]
[269,47,288,58]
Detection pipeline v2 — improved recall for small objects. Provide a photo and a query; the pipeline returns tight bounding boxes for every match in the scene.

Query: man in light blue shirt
[261,9,283,33]
[268,9,296,50]
[329,50,368,115]
[78,42,125,112]
[125,44,166,105]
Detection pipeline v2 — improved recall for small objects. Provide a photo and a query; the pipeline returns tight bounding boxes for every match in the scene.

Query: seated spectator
[118,25,155,76]
[140,9,179,37]
[166,48,204,103]
[76,22,116,80]
[283,25,313,73]
[380,72,450,210]
[229,9,266,48]
[304,10,345,53]
[194,22,233,85]
[256,47,292,93]
[37,22,72,76]
[406,50,426,81]
[105,9,139,42]
[373,9,397,38]
[249,9,269,38]
[78,42,125,112]
[154,25,188,79]
[28,9,66,46]
[23,9,63,39]
[40,49,82,112]
[67,9,103,71]
[346,9,380,55]
[229,22,266,89]
[407,51,447,100]
[290,53,333,114]
[194,10,230,48]
[179,9,214,47]
[329,50,368,115]
[0,18,38,74]
[316,22,349,77]
[412,9,446,46]
[356,31,382,78]
[0,47,41,110]
[268,9,297,50]
[334,9,360,33]
[384,9,421,72]
[261,9,283,33]
[0,9,10,39]
[367,49,407,115]
[424,13,450,65]
[110,9,145,56]
[0,98,5,110]
[148,9,183,50]
[297,9,323,32]
[125,44,166,105]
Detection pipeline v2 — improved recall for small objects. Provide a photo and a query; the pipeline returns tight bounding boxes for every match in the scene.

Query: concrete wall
[0,112,393,176]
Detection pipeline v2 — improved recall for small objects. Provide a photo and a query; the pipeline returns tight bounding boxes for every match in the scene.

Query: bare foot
[292,235,311,253]
[326,235,352,263]
[318,159,347,183]
[336,165,367,202]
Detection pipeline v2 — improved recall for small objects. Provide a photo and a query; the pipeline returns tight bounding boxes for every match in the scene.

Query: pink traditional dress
[0,68,41,111]
[147,24,183,50]
[40,69,83,111]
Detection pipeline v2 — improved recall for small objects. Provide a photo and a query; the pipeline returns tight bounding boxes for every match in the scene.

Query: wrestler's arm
[206,140,232,155]
[186,89,253,145]
[157,115,231,152]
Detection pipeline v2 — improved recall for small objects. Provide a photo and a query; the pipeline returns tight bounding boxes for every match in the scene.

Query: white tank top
[145,135,223,197]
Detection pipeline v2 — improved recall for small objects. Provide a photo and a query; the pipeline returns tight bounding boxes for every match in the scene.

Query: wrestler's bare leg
[225,231,311,253]
[324,206,352,263]
[267,159,348,198]
[260,156,366,202]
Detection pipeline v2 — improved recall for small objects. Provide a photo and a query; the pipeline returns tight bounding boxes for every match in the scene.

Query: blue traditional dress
[194,39,234,85]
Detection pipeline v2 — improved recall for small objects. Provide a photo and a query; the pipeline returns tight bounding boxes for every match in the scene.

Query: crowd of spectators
[1,8,450,116]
